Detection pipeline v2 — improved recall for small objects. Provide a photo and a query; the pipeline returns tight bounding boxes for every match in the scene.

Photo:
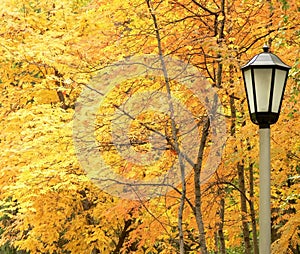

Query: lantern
[241,45,291,128]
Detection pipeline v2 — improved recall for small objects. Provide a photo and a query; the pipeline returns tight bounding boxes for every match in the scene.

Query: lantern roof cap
[241,46,291,70]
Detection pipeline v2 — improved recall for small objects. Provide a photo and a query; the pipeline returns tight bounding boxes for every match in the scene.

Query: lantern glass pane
[272,69,287,113]
[254,68,272,112]
[244,69,255,113]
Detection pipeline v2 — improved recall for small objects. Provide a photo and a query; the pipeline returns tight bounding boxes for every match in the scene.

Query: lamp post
[241,45,290,253]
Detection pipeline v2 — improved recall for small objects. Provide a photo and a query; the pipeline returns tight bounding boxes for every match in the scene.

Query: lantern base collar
[250,112,279,127]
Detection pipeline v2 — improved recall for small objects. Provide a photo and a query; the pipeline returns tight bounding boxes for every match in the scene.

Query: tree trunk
[113,219,134,254]
[145,1,187,252]
[237,163,251,254]
[218,197,226,254]
[194,117,210,254]
[215,0,225,88]
[249,163,259,254]
[230,92,252,253]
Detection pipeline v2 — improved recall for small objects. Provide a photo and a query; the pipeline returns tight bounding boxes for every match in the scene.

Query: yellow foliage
[0,0,299,253]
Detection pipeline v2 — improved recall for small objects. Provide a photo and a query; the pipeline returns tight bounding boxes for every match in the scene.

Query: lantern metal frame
[241,45,291,128]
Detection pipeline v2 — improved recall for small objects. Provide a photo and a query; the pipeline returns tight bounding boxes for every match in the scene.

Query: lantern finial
[263,44,269,53]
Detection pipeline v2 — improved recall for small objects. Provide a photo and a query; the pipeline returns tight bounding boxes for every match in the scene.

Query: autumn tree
[0,0,299,253]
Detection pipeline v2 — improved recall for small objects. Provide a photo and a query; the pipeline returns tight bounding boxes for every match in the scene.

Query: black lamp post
[241,45,290,253]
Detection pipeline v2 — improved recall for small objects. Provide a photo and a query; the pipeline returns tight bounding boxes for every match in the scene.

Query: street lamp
[241,45,290,253]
